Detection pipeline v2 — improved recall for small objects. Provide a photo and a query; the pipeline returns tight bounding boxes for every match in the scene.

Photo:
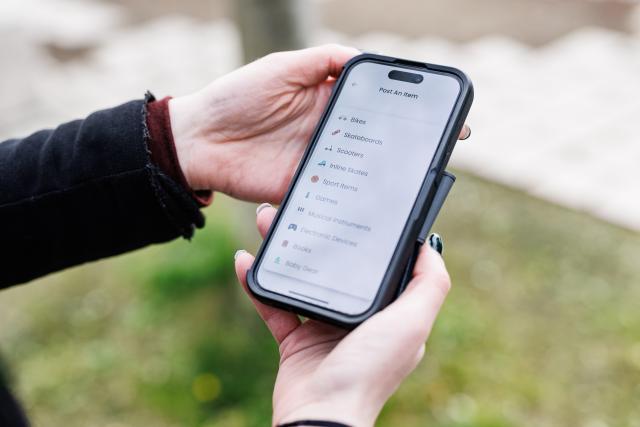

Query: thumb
[378,244,451,344]
[345,245,451,377]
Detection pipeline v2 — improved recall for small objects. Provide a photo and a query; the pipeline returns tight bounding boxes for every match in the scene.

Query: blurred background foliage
[1,0,640,426]
[2,176,639,427]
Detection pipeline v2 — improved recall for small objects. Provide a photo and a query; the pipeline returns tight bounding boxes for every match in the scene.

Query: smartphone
[247,53,473,328]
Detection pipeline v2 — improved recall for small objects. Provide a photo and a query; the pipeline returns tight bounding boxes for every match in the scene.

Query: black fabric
[0,97,207,424]
[0,382,29,427]
[278,421,352,427]
[0,96,205,287]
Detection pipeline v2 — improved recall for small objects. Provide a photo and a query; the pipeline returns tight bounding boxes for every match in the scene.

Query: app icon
[274,256,281,264]
[305,192,310,199]
[288,223,298,231]
[297,206,305,213]
[282,240,289,247]
[310,175,319,183]
[318,160,326,167]
[338,115,348,121]
[324,145,333,152]
[331,129,341,136]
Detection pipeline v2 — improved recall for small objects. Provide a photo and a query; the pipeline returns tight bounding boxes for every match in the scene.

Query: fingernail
[234,249,247,260]
[461,126,472,140]
[428,233,444,255]
[256,203,272,215]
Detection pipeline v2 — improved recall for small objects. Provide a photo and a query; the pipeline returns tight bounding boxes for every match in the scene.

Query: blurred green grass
[1,172,639,427]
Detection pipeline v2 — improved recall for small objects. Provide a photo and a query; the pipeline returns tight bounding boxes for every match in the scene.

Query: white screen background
[257,61,461,315]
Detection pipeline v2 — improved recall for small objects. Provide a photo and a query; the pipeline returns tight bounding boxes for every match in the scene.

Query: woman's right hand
[234,205,452,426]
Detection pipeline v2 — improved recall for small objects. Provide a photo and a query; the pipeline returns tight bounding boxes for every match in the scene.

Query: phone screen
[256,60,462,315]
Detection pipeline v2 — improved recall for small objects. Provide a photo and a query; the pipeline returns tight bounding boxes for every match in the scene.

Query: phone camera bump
[388,69,423,84]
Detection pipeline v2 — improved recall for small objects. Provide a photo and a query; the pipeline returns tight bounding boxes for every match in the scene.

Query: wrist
[276,396,379,427]
[168,92,229,192]
[167,94,202,190]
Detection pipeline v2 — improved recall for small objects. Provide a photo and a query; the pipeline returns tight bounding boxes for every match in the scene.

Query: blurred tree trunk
[234,0,311,63]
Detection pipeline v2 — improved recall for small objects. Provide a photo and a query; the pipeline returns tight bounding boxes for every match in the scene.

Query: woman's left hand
[168,44,359,203]
[168,45,471,204]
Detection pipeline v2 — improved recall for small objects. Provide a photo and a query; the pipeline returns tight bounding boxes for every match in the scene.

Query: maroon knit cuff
[146,97,213,207]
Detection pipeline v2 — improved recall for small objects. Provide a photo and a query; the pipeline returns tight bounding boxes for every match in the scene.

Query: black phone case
[247,53,474,328]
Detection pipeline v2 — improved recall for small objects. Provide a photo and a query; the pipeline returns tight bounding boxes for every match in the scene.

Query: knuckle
[414,344,426,365]
[321,42,343,51]
[433,269,452,296]
[403,322,429,344]
[277,332,295,360]
[263,50,286,63]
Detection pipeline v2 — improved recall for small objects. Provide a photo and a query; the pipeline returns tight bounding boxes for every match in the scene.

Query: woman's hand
[169,45,471,204]
[169,44,358,203]
[234,205,452,426]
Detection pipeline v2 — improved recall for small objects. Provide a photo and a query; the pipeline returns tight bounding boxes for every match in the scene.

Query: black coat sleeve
[0,98,205,288]
[0,382,29,427]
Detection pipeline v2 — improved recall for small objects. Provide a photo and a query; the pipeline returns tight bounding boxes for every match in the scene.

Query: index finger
[279,44,360,87]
